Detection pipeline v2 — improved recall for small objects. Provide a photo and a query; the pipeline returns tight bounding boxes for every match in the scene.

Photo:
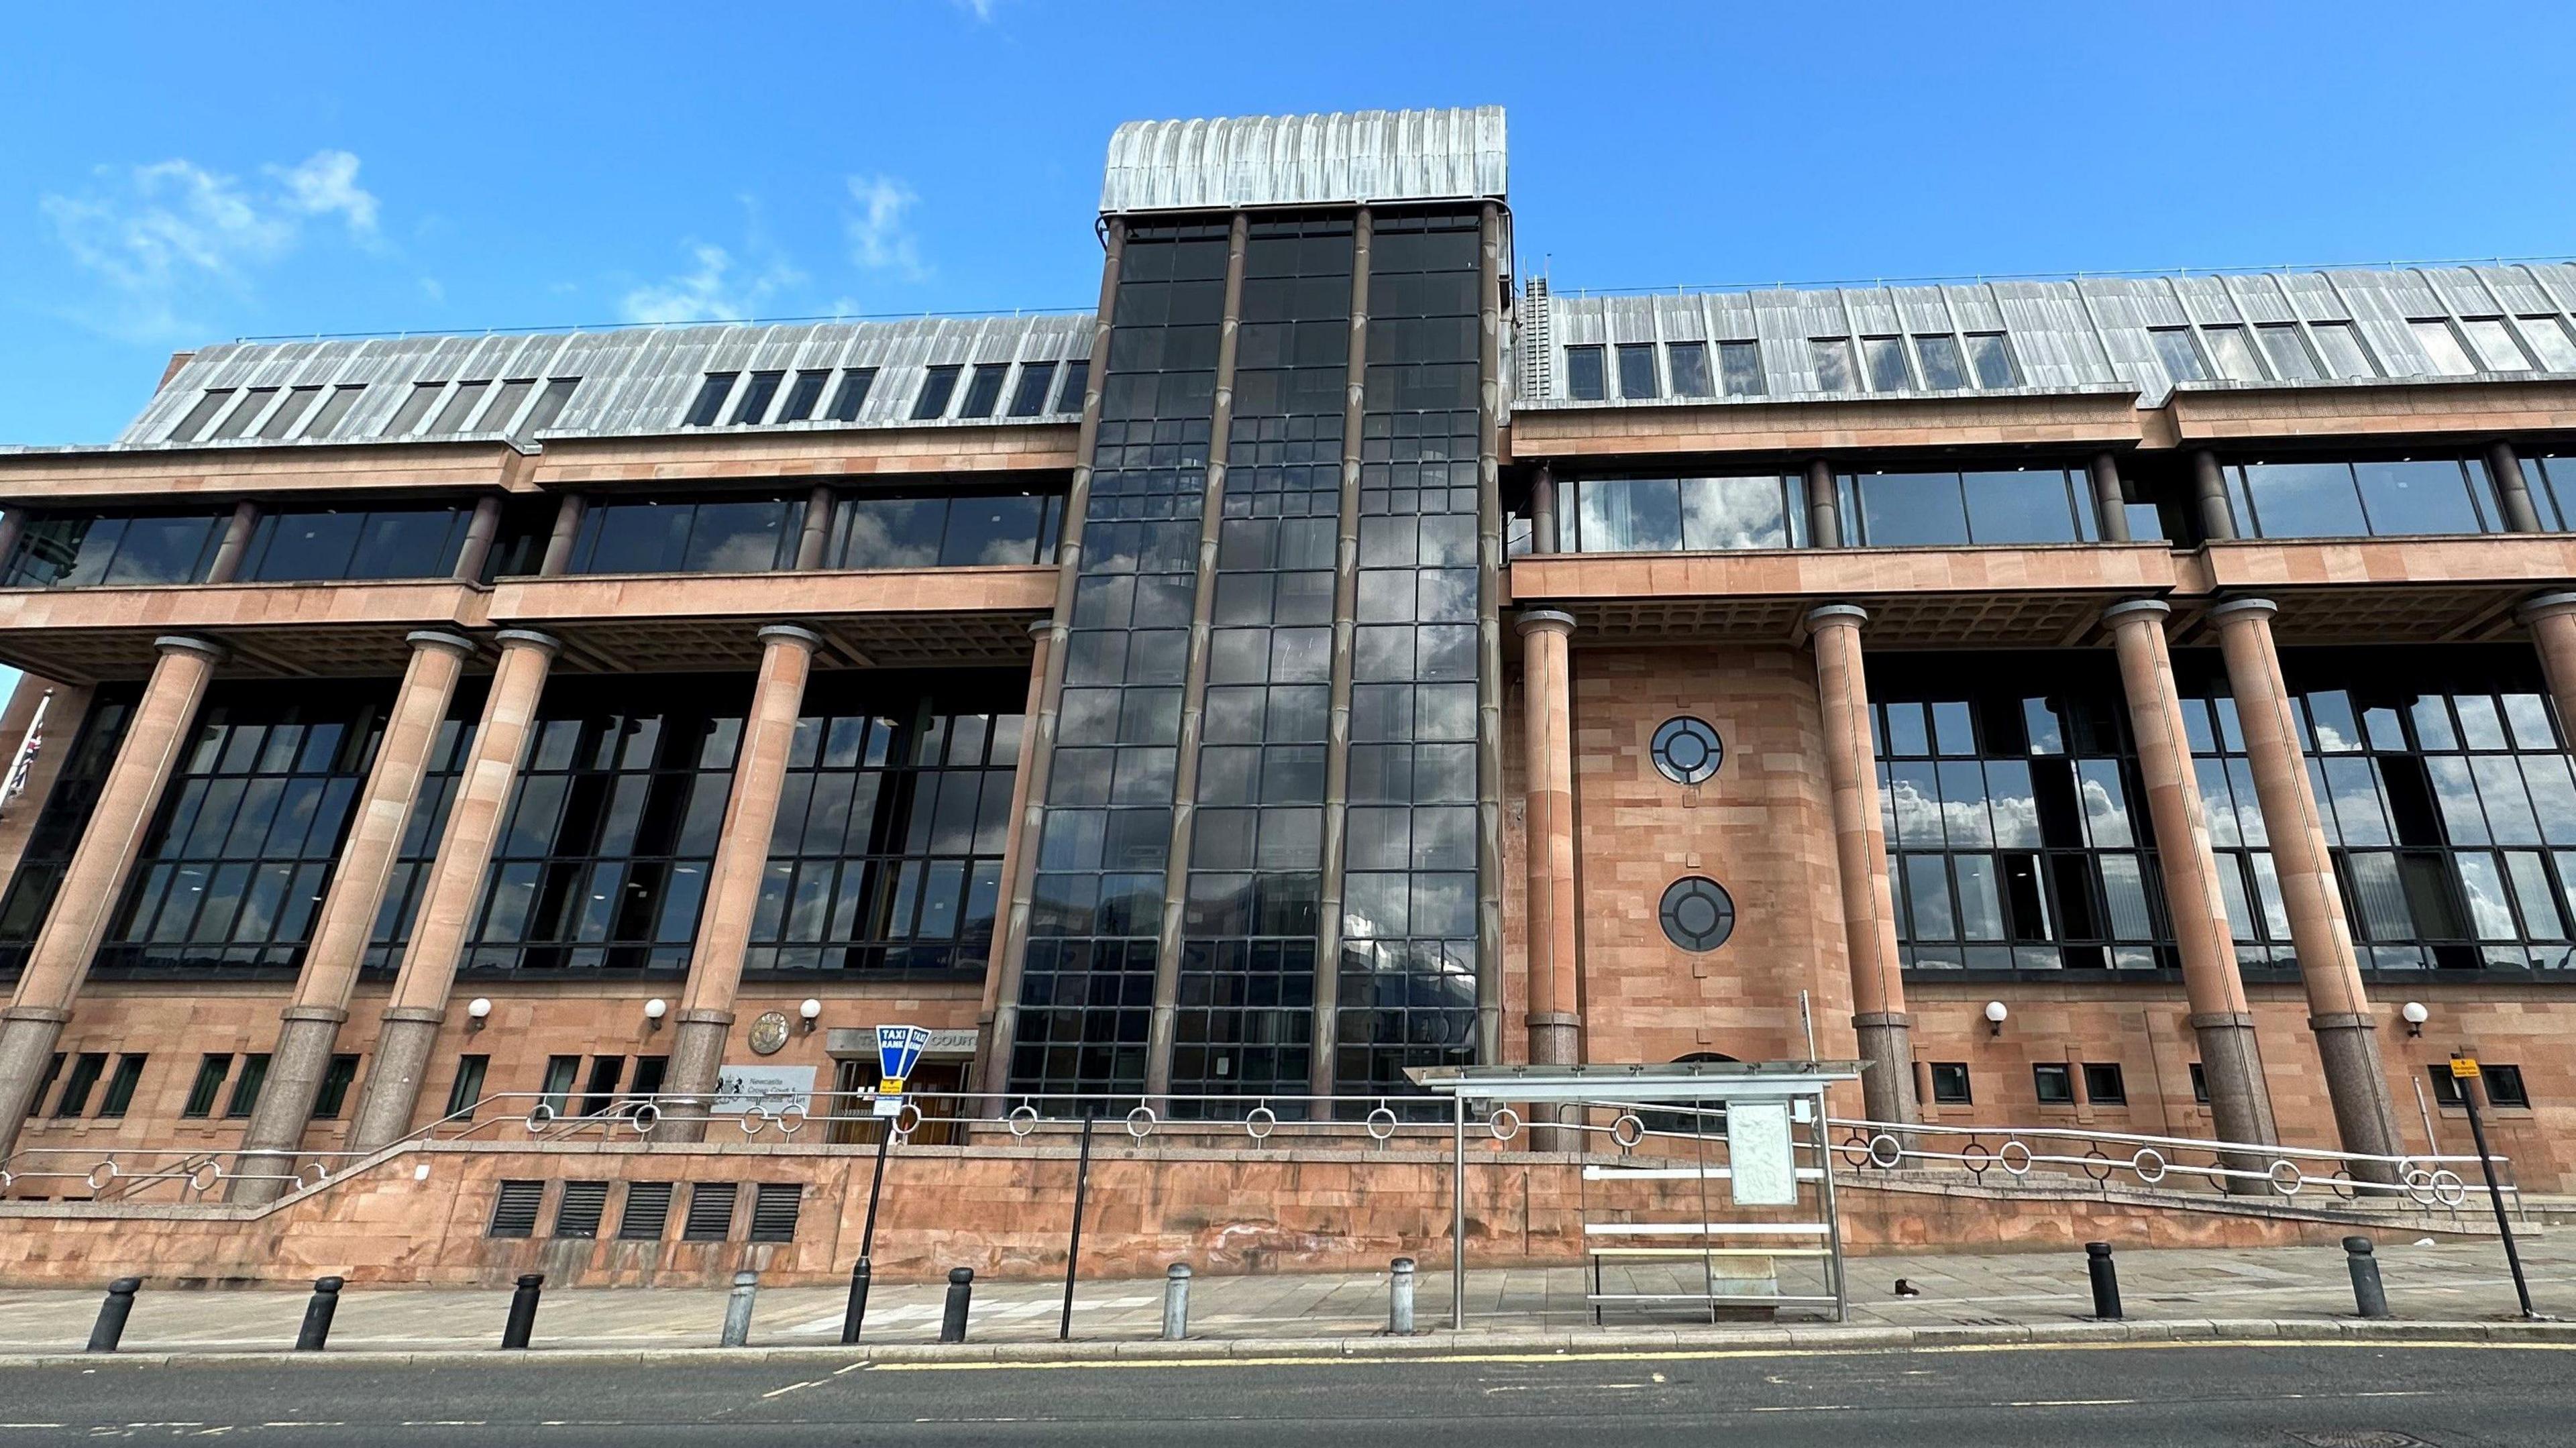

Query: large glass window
[1014,219,1227,1101]
[568,496,807,575]
[96,683,387,974]
[1564,345,1605,401]
[464,677,745,974]
[2222,457,2502,539]
[828,492,1063,569]
[1879,658,2171,977]
[3,513,227,588]
[747,674,1020,977]
[240,506,472,582]
[1838,469,2099,547]
[1338,209,1485,1102]
[1559,476,1807,553]
[2182,647,2576,975]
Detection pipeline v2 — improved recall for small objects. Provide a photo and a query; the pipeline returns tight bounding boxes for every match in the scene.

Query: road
[0,1341,2561,1444]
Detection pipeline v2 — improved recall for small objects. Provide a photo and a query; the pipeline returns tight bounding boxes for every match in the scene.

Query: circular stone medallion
[747,1010,792,1056]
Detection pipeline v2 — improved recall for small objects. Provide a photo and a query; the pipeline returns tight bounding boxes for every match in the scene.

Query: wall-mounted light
[2402,1001,2429,1038]
[643,997,668,1034]
[1984,1001,2009,1038]
[798,998,822,1034]
[466,997,492,1033]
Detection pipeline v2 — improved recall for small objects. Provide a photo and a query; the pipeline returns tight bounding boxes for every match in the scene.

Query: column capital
[1515,608,1576,638]
[1026,618,1053,639]
[2519,590,2576,625]
[2207,597,2279,624]
[404,630,477,658]
[755,623,825,652]
[491,628,561,657]
[2100,598,2172,627]
[1805,602,1868,629]
[152,634,225,663]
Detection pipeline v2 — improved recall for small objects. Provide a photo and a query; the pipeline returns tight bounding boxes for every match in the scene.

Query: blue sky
[3,0,2575,450]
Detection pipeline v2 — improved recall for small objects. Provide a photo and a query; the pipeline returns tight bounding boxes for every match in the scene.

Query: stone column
[2089,453,2133,543]
[2520,593,2576,732]
[204,501,260,583]
[2102,600,2277,1184]
[1805,605,1917,1124]
[1528,465,1559,553]
[2486,441,2546,533]
[1805,460,1841,547]
[1516,610,1580,1069]
[231,630,476,1203]
[978,619,1055,1100]
[345,629,559,1152]
[0,635,223,1164]
[794,486,837,569]
[451,497,502,583]
[2210,598,2404,1180]
[537,496,586,576]
[660,624,822,1139]
[2190,450,2237,543]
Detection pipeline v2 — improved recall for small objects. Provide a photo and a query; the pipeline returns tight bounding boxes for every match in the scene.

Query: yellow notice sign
[2450,1055,2481,1080]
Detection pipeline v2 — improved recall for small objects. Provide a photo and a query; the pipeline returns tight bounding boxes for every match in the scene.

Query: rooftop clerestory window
[912,364,962,420]
[684,373,737,427]
[1564,345,1606,400]
[1666,342,1711,398]
[729,370,784,425]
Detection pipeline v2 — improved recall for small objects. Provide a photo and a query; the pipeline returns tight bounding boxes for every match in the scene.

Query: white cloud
[845,174,925,279]
[40,149,384,341]
[951,0,996,19]
[269,150,379,237]
[619,242,806,325]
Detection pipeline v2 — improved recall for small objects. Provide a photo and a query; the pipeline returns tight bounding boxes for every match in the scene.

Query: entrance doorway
[828,1058,970,1145]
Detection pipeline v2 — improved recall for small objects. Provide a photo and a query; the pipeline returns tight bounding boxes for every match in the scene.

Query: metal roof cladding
[1522,263,2576,409]
[1099,107,1508,215]
[90,313,1093,454]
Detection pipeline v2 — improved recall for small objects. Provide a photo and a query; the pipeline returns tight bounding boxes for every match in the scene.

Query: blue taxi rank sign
[875,1024,932,1117]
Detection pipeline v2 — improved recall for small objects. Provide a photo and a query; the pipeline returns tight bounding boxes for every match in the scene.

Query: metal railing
[0,1090,2519,1215]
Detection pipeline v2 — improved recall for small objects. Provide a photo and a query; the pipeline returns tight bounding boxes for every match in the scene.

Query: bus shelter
[1408,1061,1863,1328]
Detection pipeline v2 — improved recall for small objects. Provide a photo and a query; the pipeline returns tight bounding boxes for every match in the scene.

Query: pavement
[1,1342,2573,1445]
[0,1236,2565,1359]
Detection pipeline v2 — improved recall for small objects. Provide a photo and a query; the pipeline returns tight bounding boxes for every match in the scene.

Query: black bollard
[938,1267,974,1344]
[500,1272,545,1351]
[295,1276,343,1351]
[87,1278,141,1353]
[2344,1236,2392,1319]
[840,1256,873,1345]
[2086,1241,2123,1321]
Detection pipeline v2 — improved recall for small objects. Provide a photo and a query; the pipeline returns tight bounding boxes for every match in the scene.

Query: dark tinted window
[311,1053,360,1119]
[685,374,736,427]
[1929,1062,1972,1104]
[1053,359,1088,413]
[959,364,1008,419]
[52,1053,106,1116]
[2082,1062,2126,1104]
[2033,1062,2074,1104]
[777,370,828,423]
[2485,1064,2530,1107]
[2227,458,2499,539]
[912,366,961,420]
[1666,343,1710,397]
[729,371,783,425]
[832,493,1061,569]
[1615,344,1658,399]
[244,507,467,582]
[1008,362,1058,417]
[181,1054,231,1117]
[1564,346,1605,400]
[574,498,804,575]
[97,1054,147,1118]
[827,369,876,422]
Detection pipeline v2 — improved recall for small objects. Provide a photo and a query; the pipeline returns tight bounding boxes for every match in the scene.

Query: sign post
[2452,1053,2538,1319]
[874,1024,931,1118]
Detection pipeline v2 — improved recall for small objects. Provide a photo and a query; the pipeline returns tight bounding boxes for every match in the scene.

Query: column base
[346,1007,448,1154]
[2188,1011,2280,1196]
[229,1007,352,1206]
[2312,1013,2406,1186]
[1524,1013,1580,1151]
[1851,1012,1919,1125]
[0,1008,72,1165]
[657,1011,734,1144]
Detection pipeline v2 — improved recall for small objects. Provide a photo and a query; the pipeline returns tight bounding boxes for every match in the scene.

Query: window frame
[1928,1062,1972,1105]
[2032,1062,2076,1105]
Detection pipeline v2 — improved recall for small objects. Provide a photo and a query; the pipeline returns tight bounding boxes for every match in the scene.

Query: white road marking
[761,1378,827,1400]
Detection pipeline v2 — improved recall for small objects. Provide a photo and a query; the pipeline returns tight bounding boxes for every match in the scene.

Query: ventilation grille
[553,1180,610,1239]
[747,1182,804,1243]
[487,1180,544,1238]
[682,1182,739,1242]
[617,1181,674,1241]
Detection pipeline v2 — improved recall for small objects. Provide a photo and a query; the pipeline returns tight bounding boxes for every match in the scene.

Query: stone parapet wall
[0,1139,2489,1291]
